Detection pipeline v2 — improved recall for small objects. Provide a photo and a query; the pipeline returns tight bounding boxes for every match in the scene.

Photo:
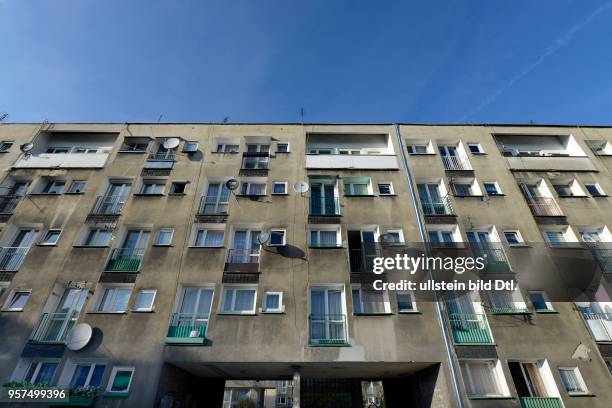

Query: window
[544,231,566,247]
[272,181,288,195]
[460,360,509,398]
[383,229,404,244]
[246,144,270,153]
[67,180,86,194]
[169,181,187,194]
[276,143,289,153]
[407,144,429,154]
[352,286,390,314]
[261,291,284,313]
[133,289,156,312]
[220,286,257,314]
[585,183,605,197]
[120,140,148,152]
[3,289,31,311]
[241,156,269,169]
[96,286,132,313]
[83,229,112,246]
[41,180,65,194]
[428,230,457,247]
[309,148,333,155]
[193,229,224,247]
[528,291,554,312]
[23,361,58,385]
[553,184,572,197]
[183,142,198,152]
[486,286,528,314]
[154,228,174,246]
[139,179,165,195]
[40,229,61,246]
[106,367,135,394]
[396,291,417,313]
[377,182,394,195]
[467,143,485,154]
[70,363,106,388]
[216,143,239,153]
[309,228,340,248]
[452,183,473,196]
[0,141,13,152]
[344,177,372,196]
[240,182,266,196]
[46,147,70,153]
[269,229,286,246]
[503,230,524,246]
[558,367,588,395]
[483,182,502,196]
[201,182,230,214]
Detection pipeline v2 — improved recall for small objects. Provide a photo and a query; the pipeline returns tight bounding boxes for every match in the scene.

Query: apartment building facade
[0,122,609,408]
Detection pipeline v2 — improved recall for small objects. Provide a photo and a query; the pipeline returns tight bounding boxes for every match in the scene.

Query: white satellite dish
[20,143,34,153]
[162,137,180,149]
[292,181,309,194]
[65,323,93,351]
[256,232,270,245]
[225,178,240,191]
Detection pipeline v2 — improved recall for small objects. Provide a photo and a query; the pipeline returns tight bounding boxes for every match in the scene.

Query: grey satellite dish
[292,181,309,194]
[256,232,270,245]
[20,143,34,153]
[225,178,240,191]
[380,233,395,244]
[162,137,180,149]
[65,323,93,351]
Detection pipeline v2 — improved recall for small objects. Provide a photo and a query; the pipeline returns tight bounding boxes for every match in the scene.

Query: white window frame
[239,181,267,196]
[106,366,135,394]
[503,230,525,247]
[377,182,394,196]
[132,289,157,312]
[269,229,286,246]
[396,291,418,313]
[192,227,225,248]
[120,140,149,152]
[3,289,31,311]
[585,183,605,197]
[276,142,290,153]
[93,285,133,313]
[219,285,257,315]
[344,177,373,196]
[261,291,284,313]
[81,228,112,247]
[39,229,62,246]
[558,366,589,395]
[528,291,555,312]
[383,229,405,244]
[138,178,166,195]
[308,226,341,248]
[183,142,198,152]
[483,181,502,196]
[68,362,106,388]
[67,180,86,194]
[169,181,188,194]
[460,360,510,398]
[351,285,391,315]
[467,143,485,154]
[154,228,174,246]
[271,181,288,195]
[216,143,239,153]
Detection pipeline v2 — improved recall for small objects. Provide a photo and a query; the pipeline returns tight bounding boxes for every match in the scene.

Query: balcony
[90,195,128,216]
[309,197,340,216]
[104,248,145,272]
[224,249,260,273]
[30,311,79,344]
[440,155,472,171]
[421,195,454,216]
[526,197,563,217]
[13,152,110,169]
[504,156,596,172]
[165,313,209,344]
[580,312,612,342]
[469,244,511,273]
[308,314,348,346]
[448,313,494,345]
[144,151,176,169]
[305,154,399,170]
[0,247,29,271]
[519,397,563,408]
[0,195,21,214]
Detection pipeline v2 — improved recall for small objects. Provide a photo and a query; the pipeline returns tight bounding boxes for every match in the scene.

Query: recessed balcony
[448,313,494,345]
[224,249,260,273]
[525,197,564,217]
[90,195,128,216]
[165,313,209,344]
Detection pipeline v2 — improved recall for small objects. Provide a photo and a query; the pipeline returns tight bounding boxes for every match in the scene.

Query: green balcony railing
[104,247,145,272]
[520,397,563,408]
[309,314,348,346]
[166,313,208,344]
[448,313,494,345]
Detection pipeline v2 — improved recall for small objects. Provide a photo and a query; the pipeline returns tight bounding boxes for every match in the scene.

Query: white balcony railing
[306,154,398,170]
[13,153,110,169]
[0,246,30,271]
[581,312,612,342]
[440,155,472,170]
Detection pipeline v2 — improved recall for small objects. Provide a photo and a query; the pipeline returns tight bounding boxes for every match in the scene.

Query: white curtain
[320,231,337,247]
[462,362,500,396]
[234,290,254,311]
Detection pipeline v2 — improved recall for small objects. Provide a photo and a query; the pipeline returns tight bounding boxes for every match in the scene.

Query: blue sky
[1,0,612,124]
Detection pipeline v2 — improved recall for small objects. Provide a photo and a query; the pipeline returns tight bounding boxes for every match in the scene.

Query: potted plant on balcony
[2,381,53,389]
[47,386,98,406]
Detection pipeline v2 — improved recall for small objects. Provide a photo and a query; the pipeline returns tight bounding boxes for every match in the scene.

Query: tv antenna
[223,117,229,123]
[299,107,304,124]
[0,113,8,122]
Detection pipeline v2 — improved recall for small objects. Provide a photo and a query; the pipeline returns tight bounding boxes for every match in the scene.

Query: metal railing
[166,313,208,340]
[90,195,129,215]
[0,246,30,271]
[105,247,145,272]
[525,197,563,217]
[447,313,494,344]
[440,155,472,170]
[519,397,563,408]
[421,195,454,215]
[309,197,340,216]
[148,151,176,161]
[240,157,269,169]
[197,196,229,215]
[308,314,348,345]
[226,249,260,265]
[469,243,511,273]
[0,195,21,214]
[580,312,612,342]
[30,310,79,343]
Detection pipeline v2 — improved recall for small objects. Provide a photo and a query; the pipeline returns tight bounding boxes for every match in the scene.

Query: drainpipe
[393,124,465,408]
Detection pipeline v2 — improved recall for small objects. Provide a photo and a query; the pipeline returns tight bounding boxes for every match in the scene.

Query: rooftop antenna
[157,114,163,123]
[0,113,8,122]
[223,117,229,123]
[299,107,304,124]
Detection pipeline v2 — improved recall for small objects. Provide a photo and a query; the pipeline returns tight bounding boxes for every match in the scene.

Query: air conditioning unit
[183,142,199,153]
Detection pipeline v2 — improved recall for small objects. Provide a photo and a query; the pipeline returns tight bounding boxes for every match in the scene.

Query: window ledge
[152,244,173,247]
[308,246,343,249]
[217,312,257,316]
[87,311,128,315]
[236,194,267,197]
[133,193,165,197]
[345,194,375,197]
[454,195,484,198]
[118,150,147,154]
[132,309,155,313]
[470,152,487,156]
[64,192,85,195]
[487,193,505,197]
[558,195,589,198]
[353,312,393,316]
[408,153,436,156]
[260,311,285,314]
[378,194,397,197]
[534,309,558,314]
[211,151,240,154]
[73,245,109,248]
[271,193,289,196]
[398,310,421,314]
[29,193,62,196]
[188,246,224,249]
[508,244,531,248]
[567,392,595,397]
[1,309,24,312]
[37,244,57,247]
[468,396,512,400]
[168,193,186,196]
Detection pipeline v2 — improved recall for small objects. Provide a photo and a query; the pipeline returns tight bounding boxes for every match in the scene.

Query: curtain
[559,369,581,392]
[204,231,223,247]
[71,365,90,387]
[320,231,337,247]
[249,184,265,195]
[235,290,254,311]
[352,289,362,314]
[35,362,58,384]
[524,363,547,397]
[196,289,214,316]
[223,289,234,311]
[265,294,280,310]
[363,290,385,314]
[462,362,499,396]
[310,291,325,339]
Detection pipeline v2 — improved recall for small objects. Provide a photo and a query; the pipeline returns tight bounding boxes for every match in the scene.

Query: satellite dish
[225,178,240,191]
[162,137,180,149]
[380,233,395,244]
[20,143,34,153]
[65,323,93,351]
[293,181,309,194]
[255,232,270,245]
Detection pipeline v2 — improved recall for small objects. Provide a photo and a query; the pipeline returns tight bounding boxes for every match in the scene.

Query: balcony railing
[105,247,145,272]
[0,195,21,214]
[224,248,260,273]
[197,196,229,216]
[469,244,511,273]
[440,155,472,171]
[520,397,563,408]
[90,195,128,215]
[148,151,176,161]
[30,310,79,343]
[309,197,340,216]
[421,195,454,215]
[0,246,29,271]
[580,312,612,342]
[165,313,208,344]
[309,314,348,346]
[241,157,269,170]
[448,313,494,345]
[525,197,563,217]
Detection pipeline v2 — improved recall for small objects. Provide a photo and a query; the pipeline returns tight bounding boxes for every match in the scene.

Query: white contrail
[461,1,612,121]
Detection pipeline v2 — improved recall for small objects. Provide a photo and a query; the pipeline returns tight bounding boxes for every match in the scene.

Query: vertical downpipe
[393,124,465,408]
